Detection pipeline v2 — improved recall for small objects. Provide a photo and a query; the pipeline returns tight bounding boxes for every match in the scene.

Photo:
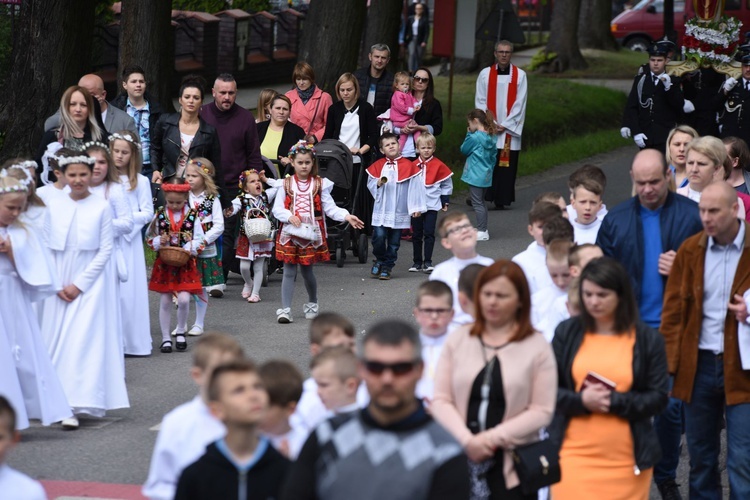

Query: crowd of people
[2,23,750,500]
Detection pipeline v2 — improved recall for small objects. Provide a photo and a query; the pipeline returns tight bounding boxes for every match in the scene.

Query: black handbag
[511,438,561,494]
[151,182,165,210]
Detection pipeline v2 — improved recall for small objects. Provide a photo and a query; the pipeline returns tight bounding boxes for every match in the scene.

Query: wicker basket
[244,208,273,243]
[159,246,191,267]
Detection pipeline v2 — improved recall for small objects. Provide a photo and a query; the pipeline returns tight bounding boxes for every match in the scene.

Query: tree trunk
[359,0,403,70]
[544,0,588,72]
[0,0,97,158]
[118,0,175,113]
[473,0,498,72]
[298,0,367,95]
[578,0,618,50]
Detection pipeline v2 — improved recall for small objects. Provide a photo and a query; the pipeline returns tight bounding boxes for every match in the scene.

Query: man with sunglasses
[475,40,528,210]
[281,320,470,500]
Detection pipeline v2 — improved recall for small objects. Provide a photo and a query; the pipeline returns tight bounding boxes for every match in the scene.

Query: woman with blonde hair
[285,62,333,142]
[665,125,698,190]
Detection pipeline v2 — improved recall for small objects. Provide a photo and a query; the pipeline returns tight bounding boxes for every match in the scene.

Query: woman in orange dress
[550,257,668,500]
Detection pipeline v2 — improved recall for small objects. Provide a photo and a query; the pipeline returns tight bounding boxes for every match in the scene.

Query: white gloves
[725,77,738,93]
[634,134,648,148]
[683,100,695,113]
[657,73,672,90]
[620,127,631,139]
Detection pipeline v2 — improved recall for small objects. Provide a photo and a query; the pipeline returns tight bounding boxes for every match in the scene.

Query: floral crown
[109,133,142,150]
[55,155,96,167]
[0,163,35,194]
[162,182,191,193]
[288,140,316,158]
[188,159,211,175]
[238,169,259,189]
[81,141,110,153]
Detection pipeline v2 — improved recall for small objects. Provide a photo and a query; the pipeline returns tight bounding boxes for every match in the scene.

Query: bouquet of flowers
[682,16,742,65]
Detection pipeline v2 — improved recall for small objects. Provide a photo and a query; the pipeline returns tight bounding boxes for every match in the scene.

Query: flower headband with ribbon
[109,133,142,150]
[238,169,259,189]
[0,165,35,194]
[288,140,316,158]
[55,155,96,167]
[188,159,210,175]
[81,141,110,153]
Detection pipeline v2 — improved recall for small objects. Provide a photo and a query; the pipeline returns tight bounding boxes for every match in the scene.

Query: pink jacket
[389,90,419,127]
[285,87,332,142]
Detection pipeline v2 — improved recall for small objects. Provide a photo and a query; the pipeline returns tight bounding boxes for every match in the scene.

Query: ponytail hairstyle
[1,158,44,207]
[109,130,142,191]
[467,108,498,135]
[187,157,218,197]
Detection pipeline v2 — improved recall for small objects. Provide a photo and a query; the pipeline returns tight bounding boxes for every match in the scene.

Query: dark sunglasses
[363,360,419,376]
[413,76,429,83]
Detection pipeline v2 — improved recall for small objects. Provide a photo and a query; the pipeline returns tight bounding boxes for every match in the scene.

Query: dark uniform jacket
[622,71,684,149]
[681,68,724,137]
[718,78,750,146]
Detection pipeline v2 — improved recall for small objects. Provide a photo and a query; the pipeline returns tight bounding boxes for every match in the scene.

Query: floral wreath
[55,155,96,167]
[188,159,211,175]
[238,169,259,189]
[109,132,142,150]
[0,165,35,194]
[162,182,191,193]
[288,140,316,158]
[81,141,110,153]
[682,16,743,65]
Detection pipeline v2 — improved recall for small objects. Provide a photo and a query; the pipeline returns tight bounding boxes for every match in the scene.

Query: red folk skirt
[148,256,203,294]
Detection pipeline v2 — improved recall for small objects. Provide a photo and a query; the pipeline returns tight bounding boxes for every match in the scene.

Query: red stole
[487,64,518,167]
[366,157,421,183]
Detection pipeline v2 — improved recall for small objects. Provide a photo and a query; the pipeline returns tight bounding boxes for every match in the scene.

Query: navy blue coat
[596,191,703,303]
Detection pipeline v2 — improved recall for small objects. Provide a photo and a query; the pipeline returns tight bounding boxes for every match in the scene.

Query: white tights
[240,257,265,297]
[159,292,190,342]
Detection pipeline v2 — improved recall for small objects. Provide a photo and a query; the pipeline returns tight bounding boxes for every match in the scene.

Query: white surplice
[41,193,130,416]
[0,225,71,429]
[118,174,154,355]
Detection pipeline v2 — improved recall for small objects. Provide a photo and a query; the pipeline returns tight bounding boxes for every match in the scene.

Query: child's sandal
[160,340,173,353]
[175,334,187,351]
[247,294,261,303]
[241,285,252,299]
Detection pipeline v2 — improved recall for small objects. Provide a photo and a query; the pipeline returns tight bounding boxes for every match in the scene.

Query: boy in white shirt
[430,212,493,332]
[532,239,574,331]
[311,346,361,416]
[0,397,46,500]
[291,313,368,436]
[512,202,566,295]
[143,333,244,500]
[258,360,306,460]
[412,281,454,404]
[570,178,604,244]
[565,164,608,221]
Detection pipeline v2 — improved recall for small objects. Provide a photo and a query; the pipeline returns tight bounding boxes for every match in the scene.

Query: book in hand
[580,371,616,392]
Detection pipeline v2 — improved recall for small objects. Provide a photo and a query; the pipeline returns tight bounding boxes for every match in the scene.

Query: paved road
[11,144,708,498]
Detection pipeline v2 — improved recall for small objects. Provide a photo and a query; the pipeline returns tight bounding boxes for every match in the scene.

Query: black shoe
[160,340,172,354]
[175,334,187,352]
[657,479,682,500]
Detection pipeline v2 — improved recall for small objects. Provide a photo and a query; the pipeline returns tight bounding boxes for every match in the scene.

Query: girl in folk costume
[224,169,278,303]
[110,131,154,356]
[0,167,72,430]
[4,160,47,233]
[474,41,528,208]
[272,140,364,323]
[41,152,130,430]
[409,133,453,273]
[184,158,224,335]
[461,109,498,241]
[147,178,205,353]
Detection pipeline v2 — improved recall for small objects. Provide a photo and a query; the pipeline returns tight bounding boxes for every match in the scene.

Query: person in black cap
[621,41,684,152]
[718,54,750,147]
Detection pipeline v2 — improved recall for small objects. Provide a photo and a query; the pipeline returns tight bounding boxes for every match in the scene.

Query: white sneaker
[277,308,293,324]
[303,302,319,320]
[187,324,204,336]
[62,417,79,430]
[476,230,490,241]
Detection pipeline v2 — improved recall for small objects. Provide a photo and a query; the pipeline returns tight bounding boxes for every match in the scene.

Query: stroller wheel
[336,246,346,268]
[357,233,368,264]
[262,258,269,287]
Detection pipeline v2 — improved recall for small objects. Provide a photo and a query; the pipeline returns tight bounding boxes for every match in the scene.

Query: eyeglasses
[363,360,420,376]
[413,76,429,83]
[416,308,452,316]
[444,223,475,236]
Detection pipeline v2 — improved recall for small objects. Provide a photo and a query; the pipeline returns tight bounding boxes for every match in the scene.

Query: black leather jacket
[549,317,669,472]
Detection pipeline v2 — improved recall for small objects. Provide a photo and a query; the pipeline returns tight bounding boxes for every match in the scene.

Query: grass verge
[545,48,645,80]
[432,73,627,191]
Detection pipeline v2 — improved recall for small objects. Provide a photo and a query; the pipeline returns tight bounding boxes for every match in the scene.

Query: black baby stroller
[316,139,370,267]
